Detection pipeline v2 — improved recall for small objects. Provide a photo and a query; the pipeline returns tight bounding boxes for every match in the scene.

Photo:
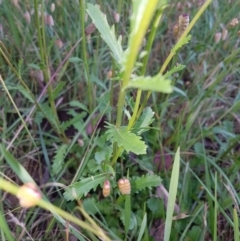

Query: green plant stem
[136,0,213,121]
[109,59,115,123]
[34,1,68,142]
[127,4,165,131]
[115,1,159,128]
[0,178,111,241]
[79,0,93,114]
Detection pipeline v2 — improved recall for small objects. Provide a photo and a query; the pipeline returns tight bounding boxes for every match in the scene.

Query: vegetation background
[0,0,239,241]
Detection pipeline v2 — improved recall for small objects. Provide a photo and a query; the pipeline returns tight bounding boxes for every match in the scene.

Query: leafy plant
[1,0,239,240]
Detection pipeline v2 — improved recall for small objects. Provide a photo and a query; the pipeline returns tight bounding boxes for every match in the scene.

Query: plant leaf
[7,85,34,103]
[126,75,173,93]
[69,100,89,112]
[163,64,185,78]
[60,112,86,132]
[105,123,147,155]
[51,144,68,176]
[134,107,155,135]
[35,102,61,132]
[95,147,113,164]
[87,4,123,66]
[171,35,192,54]
[63,175,107,201]
[164,147,180,241]
[123,0,160,73]
[137,213,147,241]
[120,209,136,231]
[52,81,66,100]
[132,174,162,192]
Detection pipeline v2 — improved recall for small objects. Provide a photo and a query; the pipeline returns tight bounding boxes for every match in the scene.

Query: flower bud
[178,13,189,38]
[214,32,222,43]
[85,23,96,35]
[221,28,228,41]
[113,11,120,23]
[229,18,239,27]
[173,24,179,40]
[17,183,41,208]
[118,178,131,195]
[51,3,55,13]
[24,11,31,24]
[55,39,63,49]
[102,180,111,197]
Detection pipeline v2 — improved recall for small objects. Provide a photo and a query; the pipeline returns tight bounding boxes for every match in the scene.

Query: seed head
[24,11,31,24]
[178,14,189,33]
[173,24,179,40]
[113,11,120,23]
[51,3,55,13]
[45,14,54,26]
[85,23,96,35]
[221,28,228,41]
[229,18,239,27]
[102,180,111,197]
[118,178,131,195]
[55,39,63,49]
[17,183,41,208]
[214,32,222,43]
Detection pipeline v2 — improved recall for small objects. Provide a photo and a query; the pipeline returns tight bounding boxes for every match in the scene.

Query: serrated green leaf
[95,147,113,164]
[51,144,68,175]
[52,81,66,100]
[7,85,34,103]
[103,164,115,177]
[126,75,173,93]
[134,107,155,135]
[163,64,185,78]
[39,103,61,132]
[63,175,107,201]
[171,35,192,54]
[69,100,89,112]
[105,123,147,155]
[35,103,60,132]
[95,199,115,215]
[60,112,86,132]
[87,4,124,66]
[132,174,162,192]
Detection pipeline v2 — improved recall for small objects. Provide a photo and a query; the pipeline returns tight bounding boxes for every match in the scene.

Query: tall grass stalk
[33,0,68,142]
[79,0,93,114]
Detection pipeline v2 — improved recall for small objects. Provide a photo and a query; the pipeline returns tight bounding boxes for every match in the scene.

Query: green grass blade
[179,204,204,241]
[0,206,15,241]
[137,213,147,241]
[164,147,180,241]
[124,194,131,235]
[233,207,239,241]
[213,172,218,241]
